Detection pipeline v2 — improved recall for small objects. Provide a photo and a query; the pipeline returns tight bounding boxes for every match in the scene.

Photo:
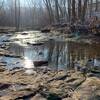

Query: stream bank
[0,31,100,100]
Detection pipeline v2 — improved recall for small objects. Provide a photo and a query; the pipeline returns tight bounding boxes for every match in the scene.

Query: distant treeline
[0,0,99,31]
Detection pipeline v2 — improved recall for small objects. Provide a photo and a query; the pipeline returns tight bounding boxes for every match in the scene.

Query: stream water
[0,31,100,71]
[9,40,100,70]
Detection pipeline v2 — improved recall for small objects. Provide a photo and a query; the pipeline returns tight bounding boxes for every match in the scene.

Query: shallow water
[8,40,100,71]
[0,31,100,70]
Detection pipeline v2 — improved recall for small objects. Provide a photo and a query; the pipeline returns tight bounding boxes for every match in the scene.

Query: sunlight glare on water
[24,57,34,69]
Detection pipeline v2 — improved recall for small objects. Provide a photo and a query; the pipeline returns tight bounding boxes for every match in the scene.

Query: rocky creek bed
[0,67,100,100]
[0,31,100,100]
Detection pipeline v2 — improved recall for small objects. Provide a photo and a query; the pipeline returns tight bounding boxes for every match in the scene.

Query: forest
[0,0,100,100]
[0,0,100,31]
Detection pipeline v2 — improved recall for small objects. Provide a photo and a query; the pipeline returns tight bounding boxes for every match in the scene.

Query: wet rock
[0,95,13,100]
[80,67,89,74]
[86,72,96,77]
[47,71,68,83]
[48,86,72,99]
[9,84,28,91]
[21,32,29,35]
[14,85,49,100]
[48,82,68,98]
[94,33,100,37]
[46,92,62,100]
[64,72,86,89]
[3,54,21,58]
[0,44,7,49]
[91,66,100,73]
[87,72,100,78]
[38,90,62,100]
[34,61,48,67]
[41,29,50,33]
[0,91,35,100]
[25,69,36,75]
[31,93,47,100]
[62,98,74,100]
[0,83,11,90]
[46,72,74,98]
[0,83,41,99]
[0,66,6,72]
[15,92,35,100]
[67,34,75,38]
[72,77,100,100]
[11,67,21,71]
[27,42,44,46]
[6,34,13,37]
[2,40,10,42]
[0,50,22,58]
[46,72,85,98]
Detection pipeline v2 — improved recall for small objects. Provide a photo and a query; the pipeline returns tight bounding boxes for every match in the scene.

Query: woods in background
[0,0,100,30]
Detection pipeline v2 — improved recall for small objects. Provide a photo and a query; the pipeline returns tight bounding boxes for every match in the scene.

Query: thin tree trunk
[0,0,4,11]
[95,0,98,12]
[67,0,71,23]
[15,0,20,31]
[72,0,76,23]
[90,0,93,16]
[43,0,54,24]
[78,0,82,21]
[55,0,60,23]
[81,0,88,22]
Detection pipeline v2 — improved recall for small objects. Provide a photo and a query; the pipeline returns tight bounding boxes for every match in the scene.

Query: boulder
[72,77,100,100]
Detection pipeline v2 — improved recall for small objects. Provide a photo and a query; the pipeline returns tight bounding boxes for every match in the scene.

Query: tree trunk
[72,0,76,23]
[15,0,20,31]
[43,0,54,24]
[81,0,88,23]
[78,0,82,21]
[90,0,93,16]
[95,0,98,12]
[0,0,4,11]
[55,0,60,23]
[67,0,71,23]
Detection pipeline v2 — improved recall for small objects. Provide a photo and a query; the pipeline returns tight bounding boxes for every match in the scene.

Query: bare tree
[81,0,88,22]
[72,0,76,23]
[95,0,98,12]
[89,0,93,16]
[58,0,67,22]
[78,0,82,21]
[67,0,71,23]
[55,0,60,23]
[14,0,20,31]
[0,0,4,11]
[43,0,54,24]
